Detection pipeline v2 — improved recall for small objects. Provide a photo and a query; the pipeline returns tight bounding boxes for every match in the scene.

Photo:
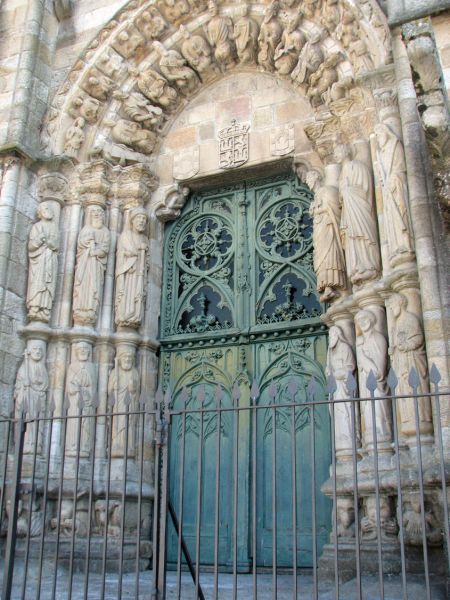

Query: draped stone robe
[66,361,96,456]
[27,219,59,322]
[107,365,139,457]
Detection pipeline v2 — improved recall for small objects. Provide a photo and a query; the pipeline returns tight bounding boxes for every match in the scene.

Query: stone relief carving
[107,348,139,457]
[7,496,43,537]
[112,26,145,59]
[270,124,294,156]
[307,52,343,107]
[153,41,199,95]
[361,496,398,541]
[257,0,282,72]
[321,0,340,33]
[334,143,380,286]
[50,499,89,537]
[96,48,127,80]
[113,90,163,129]
[233,5,259,65]
[204,0,236,70]
[305,169,346,302]
[179,26,216,77]
[354,309,392,451]
[326,325,358,462]
[135,7,167,40]
[155,184,190,221]
[136,67,178,110]
[336,497,355,538]
[218,119,250,170]
[66,342,96,457]
[291,29,324,88]
[302,0,321,20]
[14,341,48,454]
[374,122,414,267]
[173,146,200,180]
[115,207,149,328]
[64,117,85,158]
[80,68,115,102]
[108,118,157,155]
[73,206,110,326]
[274,15,305,75]
[403,493,442,547]
[348,38,374,76]
[159,0,190,23]
[27,202,59,323]
[387,293,432,438]
[70,93,100,124]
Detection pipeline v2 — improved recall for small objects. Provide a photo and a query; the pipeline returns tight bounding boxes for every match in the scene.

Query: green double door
[160,175,331,569]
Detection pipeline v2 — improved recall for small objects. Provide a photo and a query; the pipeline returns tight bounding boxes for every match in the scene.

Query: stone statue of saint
[291,29,324,87]
[233,5,259,64]
[204,0,236,70]
[387,293,432,437]
[153,41,198,94]
[114,207,149,329]
[66,342,96,457]
[306,170,347,302]
[274,15,306,75]
[73,206,110,326]
[257,0,282,72]
[26,202,59,322]
[64,117,85,158]
[375,122,414,266]
[14,341,48,454]
[326,325,358,462]
[334,144,381,285]
[354,309,392,452]
[179,26,215,76]
[137,67,178,110]
[107,349,139,457]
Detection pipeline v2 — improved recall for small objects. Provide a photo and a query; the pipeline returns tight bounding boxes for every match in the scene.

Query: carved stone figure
[307,52,342,107]
[375,122,414,266]
[355,309,392,451]
[257,1,282,72]
[160,0,189,22]
[336,4,357,49]
[205,0,236,70]
[82,69,114,101]
[112,27,145,59]
[321,0,340,33]
[334,143,381,285]
[179,26,215,76]
[73,206,110,326]
[7,497,43,537]
[14,341,48,454]
[66,342,96,457]
[70,94,100,123]
[361,496,398,541]
[64,117,85,159]
[50,499,89,537]
[137,68,178,110]
[336,497,355,538]
[108,349,139,457]
[26,202,59,322]
[113,90,163,129]
[403,493,442,546]
[110,119,157,155]
[153,41,198,94]
[387,293,433,437]
[305,170,346,301]
[233,5,259,65]
[326,325,358,461]
[115,207,149,328]
[349,38,374,76]
[302,0,321,20]
[96,48,125,79]
[274,15,305,75]
[291,29,324,87]
[135,7,167,40]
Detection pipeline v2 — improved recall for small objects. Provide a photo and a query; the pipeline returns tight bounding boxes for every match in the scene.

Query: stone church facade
[0,0,449,594]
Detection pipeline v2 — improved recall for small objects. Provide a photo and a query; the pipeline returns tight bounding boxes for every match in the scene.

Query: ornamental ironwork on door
[159,174,331,570]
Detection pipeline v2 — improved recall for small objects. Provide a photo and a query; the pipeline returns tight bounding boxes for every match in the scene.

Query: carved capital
[114,163,159,211]
[154,184,190,222]
[77,160,112,208]
[37,172,68,206]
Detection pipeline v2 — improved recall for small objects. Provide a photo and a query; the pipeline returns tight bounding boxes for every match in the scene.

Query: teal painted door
[160,175,331,569]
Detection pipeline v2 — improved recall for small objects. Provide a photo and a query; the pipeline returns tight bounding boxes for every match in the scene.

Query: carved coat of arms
[218,119,250,169]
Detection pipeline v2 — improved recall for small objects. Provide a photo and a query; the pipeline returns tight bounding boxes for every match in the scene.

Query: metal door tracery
[159,174,331,569]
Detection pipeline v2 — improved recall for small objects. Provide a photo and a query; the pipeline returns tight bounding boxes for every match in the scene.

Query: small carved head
[387,292,407,318]
[355,309,375,335]
[305,169,322,191]
[129,207,148,232]
[38,202,54,221]
[118,350,134,371]
[328,325,344,349]
[208,0,218,16]
[74,341,91,362]
[90,205,105,228]
[333,143,352,163]
[28,342,45,362]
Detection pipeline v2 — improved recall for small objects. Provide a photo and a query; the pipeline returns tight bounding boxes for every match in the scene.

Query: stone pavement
[1,560,447,599]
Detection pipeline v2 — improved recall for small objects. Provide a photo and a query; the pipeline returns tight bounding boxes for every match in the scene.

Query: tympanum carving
[204,0,236,70]
[153,41,199,94]
[233,5,259,65]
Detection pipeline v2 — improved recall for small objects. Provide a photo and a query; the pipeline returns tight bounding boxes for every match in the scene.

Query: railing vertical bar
[330,399,339,599]
[350,399,361,600]
[100,405,114,600]
[272,404,277,600]
[117,408,130,599]
[290,402,297,600]
[432,385,450,573]
[134,408,146,599]
[0,418,13,530]
[83,410,99,600]
[252,400,258,600]
[195,392,205,600]
[176,408,187,600]
[390,394,408,600]
[35,413,56,600]
[1,412,25,600]
[412,390,431,600]
[50,410,69,600]
[20,419,40,600]
[67,410,84,600]
[232,392,239,600]
[151,399,162,600]
[213,390,222,600]
[310,403,318,600]
[369,392,384,600]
